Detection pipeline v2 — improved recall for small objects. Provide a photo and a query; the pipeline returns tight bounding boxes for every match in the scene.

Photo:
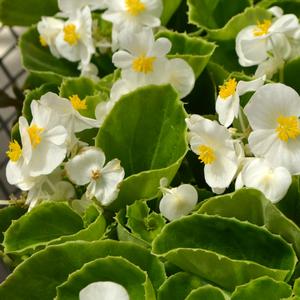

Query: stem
[238,108,247,134]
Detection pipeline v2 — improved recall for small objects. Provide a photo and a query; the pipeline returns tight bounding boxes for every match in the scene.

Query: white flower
[79,62,99,81]
[186,115,238,192]
[17,101,68,177]
[244,83,300,174]
[159,183,198,221]
[58,0,107,17]
[65,147,125,206]
[236,158,291,203]
[79,281,129,300]
[235,10,300,77]
[102,0,162,32]
[56,6,95,66]
[216,76,265,127]
[37,17,64,57]
[112,28,171,81]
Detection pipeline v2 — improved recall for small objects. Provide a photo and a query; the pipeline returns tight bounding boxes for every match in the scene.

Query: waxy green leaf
[96,85,188,210]
[0,240,166,299]
[152,214,297,291]
[56,256,155,300]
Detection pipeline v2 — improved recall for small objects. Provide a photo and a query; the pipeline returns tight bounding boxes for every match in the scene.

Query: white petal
[167,58,195,98]
[73,112,101,132]
[65,147,106,185]
[159,184,198,221]
[236,76,265,96]
[112,50,134,69]
[151,38,172,57]
[268,6,283,18]
[270,14,300,33]
[44,125,68,145]
[244,83,300,130]
[241,158,292,203]
[19,116,32,164]
[255,57,283,79]
[216,94,238,127]
[79,281,129,300]
[58,0,107,15]
[92,159,125,206]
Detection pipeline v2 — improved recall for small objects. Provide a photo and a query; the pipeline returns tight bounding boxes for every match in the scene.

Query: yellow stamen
[39,35,47,47]
[69,95,87,111]
[125,0,146,16]
[198,145,216,165]
[219,78,237,99]
[28,125,44,148]
[64,24,80,45]
[276,115,300,142]
[253,20,272,36]
[91,169,101,180]
[132,55,156,74]
[6,140,22,162]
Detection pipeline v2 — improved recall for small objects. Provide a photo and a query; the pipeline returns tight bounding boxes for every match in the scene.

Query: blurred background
[0,25,25,200]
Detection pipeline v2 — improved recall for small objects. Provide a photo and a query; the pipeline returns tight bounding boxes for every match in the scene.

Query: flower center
[91,169,101,180]
[276,115,300,142]
[125,0,146,16]
[6,140,22,162]
[219,78,237,99]
[39,35,47,47]
[69,95,87,111]
[132,55,156,74]
[28,124,44,148]
[64,24,80,45]
[253,20,272,36]
[198,145,216,165]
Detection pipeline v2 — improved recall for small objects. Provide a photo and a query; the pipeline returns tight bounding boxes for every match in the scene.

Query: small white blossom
[244,83,300,174]
[159,183,198,221]
[236,9,300,77]
[236,158,291,203]
[186,115,238,192]
[216,76,265,127]
[56,6,95,67]
[65,147,125,206]
[79,281,129,300]
[37,17,64,57]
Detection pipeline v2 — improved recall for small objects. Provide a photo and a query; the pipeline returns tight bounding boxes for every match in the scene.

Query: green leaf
[207,7,271,41]
[161,0,183,25]
[156,30,216,77]
[157,272,206,300]
[186,286,228,300]
[48,205,106,247]
[231,276,292,300]
[126,200,165,244]
[198,188,300,258]
[0,240,166,299]
[0,206,26,244]
[20,27,79,78]
[56,256,155,300]
[22,83,58,121]
[3,202,83,255]
[284,57,300,95]
[187,0,251,30]
[95,85,188,210]
[0,0,58,26]
[116,209,150,248]
[152,214,297,291]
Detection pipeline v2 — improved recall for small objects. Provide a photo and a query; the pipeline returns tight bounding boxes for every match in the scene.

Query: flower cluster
[6,92,125,210]
[236,6,300,78]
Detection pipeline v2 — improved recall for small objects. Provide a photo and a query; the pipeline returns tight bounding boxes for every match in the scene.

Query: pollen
[6,140,22,162]
[132,55,156,74]
[125,0,146,16]
[276,115,300,142]
[64,24,80,45]
[39,35,47,47]
[28,125,44,148]
[253,19,272,36]
[69,95,87,111]
[91,169,101,180]
[219,78,237,99]
[198,145,216,165]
